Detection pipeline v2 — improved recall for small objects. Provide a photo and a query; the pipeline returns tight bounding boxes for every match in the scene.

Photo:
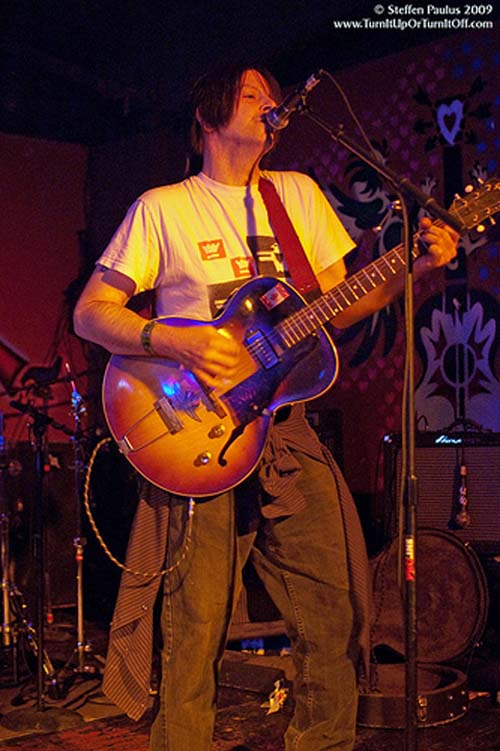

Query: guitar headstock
[450,178,500,237]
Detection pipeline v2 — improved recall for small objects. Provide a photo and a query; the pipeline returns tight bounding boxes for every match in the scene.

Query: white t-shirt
[98,170,355,320]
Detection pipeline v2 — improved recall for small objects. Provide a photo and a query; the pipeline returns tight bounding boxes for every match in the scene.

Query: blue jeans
[149,451,357,751]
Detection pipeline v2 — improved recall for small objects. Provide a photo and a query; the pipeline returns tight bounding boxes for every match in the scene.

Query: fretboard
[277,235,422,348]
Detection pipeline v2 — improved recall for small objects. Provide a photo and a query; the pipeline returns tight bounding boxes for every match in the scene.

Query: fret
[303,306,325,328]
[343,280,361,301]
[378,253,398,275]
[316,295,342,320]
[275,230,426,350]
[391,245,407,268]
[279,326,299,348]
[350,276,369,295]
[334,284,352,306]
[292,313,312,338]
[360,268,377,289]
[284,306,321,340]
[285,325,302,345]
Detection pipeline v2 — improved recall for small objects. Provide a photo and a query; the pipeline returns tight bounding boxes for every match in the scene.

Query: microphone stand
[299,105,465,751]
[1,402,81,732]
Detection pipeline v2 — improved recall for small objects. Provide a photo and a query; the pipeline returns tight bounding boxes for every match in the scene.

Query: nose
[260,93,276,112]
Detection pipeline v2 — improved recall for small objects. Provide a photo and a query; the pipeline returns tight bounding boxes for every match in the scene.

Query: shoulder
[135,176,199,211]
[262,169,318,190]
[262,170,325,203]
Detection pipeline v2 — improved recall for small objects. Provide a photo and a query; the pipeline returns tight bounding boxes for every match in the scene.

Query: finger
[214,328,241,356]
[419,216,432,230]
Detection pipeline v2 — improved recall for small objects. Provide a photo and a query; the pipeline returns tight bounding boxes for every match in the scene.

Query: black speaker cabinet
[383,431,500,553]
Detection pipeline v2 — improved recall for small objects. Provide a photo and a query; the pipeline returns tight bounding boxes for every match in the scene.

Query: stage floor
[0,619,498,750]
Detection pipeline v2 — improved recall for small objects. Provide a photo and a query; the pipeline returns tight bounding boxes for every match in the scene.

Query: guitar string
[279,230,423,342]
[242,229,423,354]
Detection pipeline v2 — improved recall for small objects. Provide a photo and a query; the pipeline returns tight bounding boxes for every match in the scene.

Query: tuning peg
[464,184,474,193]
[476,224,486,233]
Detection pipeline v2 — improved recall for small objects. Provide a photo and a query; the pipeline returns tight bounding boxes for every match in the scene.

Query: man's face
[217,69,278,151]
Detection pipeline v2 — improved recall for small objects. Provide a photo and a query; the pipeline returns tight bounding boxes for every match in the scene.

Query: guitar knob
[195,451,212,466]
[209,424,226,438]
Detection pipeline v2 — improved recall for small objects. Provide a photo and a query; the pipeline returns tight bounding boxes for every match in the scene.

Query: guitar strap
[258,177,321,301]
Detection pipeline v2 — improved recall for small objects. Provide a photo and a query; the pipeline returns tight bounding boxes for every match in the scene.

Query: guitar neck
[277,230,430,347]
[277,176,500,345]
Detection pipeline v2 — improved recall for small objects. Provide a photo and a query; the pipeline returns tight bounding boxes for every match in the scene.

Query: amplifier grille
[384,434,500,548]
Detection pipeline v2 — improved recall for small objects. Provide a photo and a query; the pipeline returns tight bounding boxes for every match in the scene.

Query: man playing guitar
[74,64,458,751]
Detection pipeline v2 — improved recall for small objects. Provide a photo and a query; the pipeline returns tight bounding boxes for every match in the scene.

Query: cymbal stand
[0,484,22,686]
[57,367,102,690]
[0,411,57,689]
[1,401,79,730]
[0,410,17,683]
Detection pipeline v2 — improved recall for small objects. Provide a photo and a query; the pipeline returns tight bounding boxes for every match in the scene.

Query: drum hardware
[1,411,53,688]
[52,364,104,693]
[1,401,80,731]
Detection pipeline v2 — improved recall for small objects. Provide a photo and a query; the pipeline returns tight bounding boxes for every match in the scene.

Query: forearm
[333,267,404,329]
[74,296,242,386]
[73,299,150,355]
[332,219,459,329]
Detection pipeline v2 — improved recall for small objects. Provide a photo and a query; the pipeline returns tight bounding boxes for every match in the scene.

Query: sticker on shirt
[246,235,286,278]
[231,257,256,279]
[260,282,290,311]
[198,239,226,261]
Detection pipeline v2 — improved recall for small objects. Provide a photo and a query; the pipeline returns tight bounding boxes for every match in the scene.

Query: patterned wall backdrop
[272,28,500,496]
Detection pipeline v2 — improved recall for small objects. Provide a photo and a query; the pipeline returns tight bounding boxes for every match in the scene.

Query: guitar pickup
[154,396,184,433]
[245,329,280,369]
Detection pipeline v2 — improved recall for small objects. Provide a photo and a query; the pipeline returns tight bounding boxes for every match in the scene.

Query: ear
[195,107,215,134]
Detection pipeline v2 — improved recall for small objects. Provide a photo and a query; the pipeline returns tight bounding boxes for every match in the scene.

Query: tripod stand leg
[1,502,23,686]
[1,511,14,651]
[9,585,58,681]
[58,536,103,685]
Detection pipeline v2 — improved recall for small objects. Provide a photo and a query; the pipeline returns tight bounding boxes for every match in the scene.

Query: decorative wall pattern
[273,28,500,495]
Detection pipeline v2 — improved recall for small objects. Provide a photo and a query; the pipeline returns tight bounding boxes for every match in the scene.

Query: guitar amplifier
[382,431,500,554]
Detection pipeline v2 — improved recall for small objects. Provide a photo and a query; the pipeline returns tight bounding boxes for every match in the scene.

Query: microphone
[454,462,471,529]
[265,71,323,130]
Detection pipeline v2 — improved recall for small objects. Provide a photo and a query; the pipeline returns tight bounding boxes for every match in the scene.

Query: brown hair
[189,62,282,156]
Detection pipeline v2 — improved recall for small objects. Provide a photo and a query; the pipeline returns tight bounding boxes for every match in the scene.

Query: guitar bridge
[117,435,133,456]
[197,379,227,418]
[154,396,184,433]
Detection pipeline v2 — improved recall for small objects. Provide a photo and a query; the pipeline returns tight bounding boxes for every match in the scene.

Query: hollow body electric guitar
[103,180,500,496]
